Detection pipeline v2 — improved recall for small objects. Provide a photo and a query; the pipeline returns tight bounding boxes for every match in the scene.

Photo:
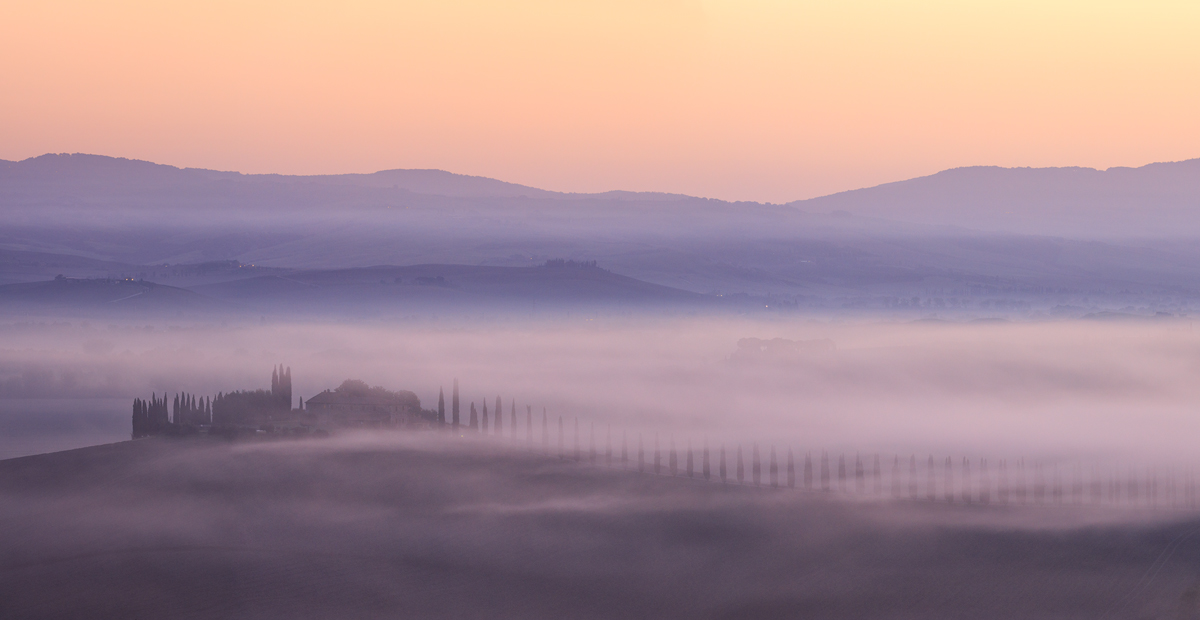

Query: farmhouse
[304,379,428,427]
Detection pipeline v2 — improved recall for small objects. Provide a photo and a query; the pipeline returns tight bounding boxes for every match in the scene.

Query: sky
[2,0,1199,202]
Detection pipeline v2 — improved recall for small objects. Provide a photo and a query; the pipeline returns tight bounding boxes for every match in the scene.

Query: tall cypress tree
[469,402,478,430]
[669,437,677,476]
[838,454,846,492]
[752,444,761,487]
[820,452,830,491]
[638,431,648,472]
[703,441,711,480]
[481,400,489,434]
[686,440,693,478]
[494,396,502,435]
[437,388,445,428]
[769,446,778,488]
[452,379,460,430]
[873,454,882,495]
[654,433,661,474]
[787,448,795,488]
[736,445,744,484]
[855,454,864,494]
[720,445,727,483]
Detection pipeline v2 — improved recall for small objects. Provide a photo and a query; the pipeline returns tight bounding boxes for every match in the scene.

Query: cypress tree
[855,453,865,494]
[752,444,761,486]
[605,425,612,466]
[686,440,693,478]
[703,441,711,481]
[469,402,478,430]
[921,455,931,501]
[638,433,644,472]
[494,396,502,435]
[481,400,489,434]
[892,455,900,498]
[769,446,778,488]
[452,379,460,430]
[653,433,660,474]
[787,448,795,488]
[944,456,954,503]
[837,454,846,493]
[873,454,882,495]
[719,445,727,482]
[980,458,990,505]
[962,457,972,503]
[437,388,445,427]
[669,437,677,476]
[820,452,830,491]
[736,445,744,484]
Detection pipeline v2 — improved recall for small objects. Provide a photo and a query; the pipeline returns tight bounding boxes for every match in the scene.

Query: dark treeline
[130,394,169,438]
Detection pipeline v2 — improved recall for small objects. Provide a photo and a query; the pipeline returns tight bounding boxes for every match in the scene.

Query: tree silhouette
[669,437,677,476]
[873,454,882,495]
[979,458,990,505]
[452,379,460,430]
[606,425,612,466]
[962,457,971,503]
[804,453,813,490]
[720,445,727,483]
[820,452,830,491]
[999,459,1009,504]
[437,388,445,428]
[787,449,795,488]
[481,400,489,434]
[621,430,628,468]
[686,439,693,478]
[703,442,711,481]
[855,454,864,494]
[752,444,761,487]
[892,456,900,498]
[638,434,645,472]
[944,456,954,503]
[769,446,778,488]
[654,433,661,474]
[469,402,478,431]
[838,454,846,493]
[736,445,744,484]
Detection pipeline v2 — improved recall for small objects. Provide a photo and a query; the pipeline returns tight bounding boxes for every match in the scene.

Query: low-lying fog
[3,316,1198,469]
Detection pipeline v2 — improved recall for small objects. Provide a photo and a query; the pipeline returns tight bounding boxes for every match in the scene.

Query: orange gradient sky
[2,1,1198,202]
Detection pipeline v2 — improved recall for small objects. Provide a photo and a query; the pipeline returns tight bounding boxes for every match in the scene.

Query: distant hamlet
[130,367,1200,512]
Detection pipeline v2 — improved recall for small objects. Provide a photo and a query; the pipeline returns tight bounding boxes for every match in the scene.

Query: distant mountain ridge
[5,152,1200,236]
[788,159,1200,237]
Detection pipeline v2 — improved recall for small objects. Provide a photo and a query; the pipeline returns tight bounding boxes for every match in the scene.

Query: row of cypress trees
[431,388,1200,510]
[131,395,170,437]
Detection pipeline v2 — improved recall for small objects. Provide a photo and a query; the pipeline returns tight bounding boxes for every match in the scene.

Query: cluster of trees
[543,259,599,270]
[173,393,211,426]
[436,379,530,439]
[131,394,170,437]
[270,365,293,412]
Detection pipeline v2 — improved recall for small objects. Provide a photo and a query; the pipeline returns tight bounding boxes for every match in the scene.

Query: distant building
[304,380,426,428]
